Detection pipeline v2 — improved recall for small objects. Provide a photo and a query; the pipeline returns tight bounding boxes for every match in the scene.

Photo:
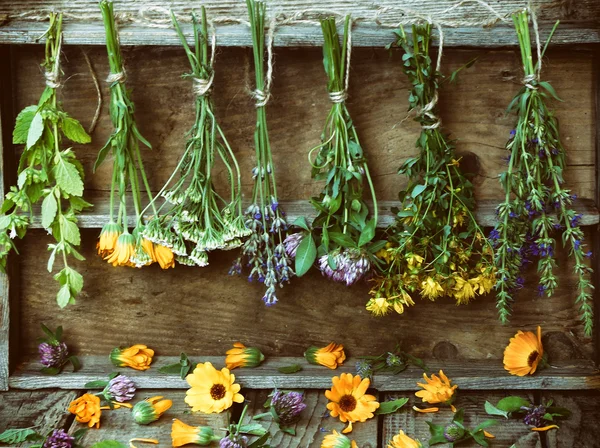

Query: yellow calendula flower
[452,276,476,304]
[305,342,346,369]
[97,222,121,257]
[415,370,457,405]
[321,430,358,448]
[105,232,136,267]
[421,277,444,300]
[68,393,102,428]
[387,430,422,448]
[366,297,390,316]
[132,396,172,425]
[171,419,220,446]
[225,342,265,370]
[325,373,380,434]
[154,243,175,269]
[503,326,544,376]
[185,362,244,413]
[110,344,154,371]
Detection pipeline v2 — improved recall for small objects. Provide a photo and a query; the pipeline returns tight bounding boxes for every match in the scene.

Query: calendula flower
[68,393,102,428]
[321,430,358,448]
[97,222,122,257]
[225,342,265,370]
[503,326,544,376]
[154,243,175,269]
[387,431,421,448]
[415,370,457,405]
[185,362,244,413]
[132,396,172,425]
[366,297,390,316]
[305,342,346,369]
[110,344,154,371]
[421,277,444,300]
[43,429,74,448]
[105,232,136,267]
[325,373,379,433]
[171,419,221,446]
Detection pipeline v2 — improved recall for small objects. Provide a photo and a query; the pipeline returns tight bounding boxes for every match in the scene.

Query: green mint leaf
[90,442,128,448]
[277,364,303,374]
[292,216,310,231]
[62,117,91,144]
[41,192,58,229]
[53,156,84,197]
[65,266,84,294]
[26,112,44,149]
[484,400,509,418]
[0,428,42,443]
[40,367,61,375]
[358,218,376,247]
[496,396,530,413]
[411,183,427,198]
[60,215,81,246]
[159,363,183,374]
[56,283,72,308]
[295,234,316,277]
[13,105,38,144]
[83,380,109,388]
[375,398,409,415]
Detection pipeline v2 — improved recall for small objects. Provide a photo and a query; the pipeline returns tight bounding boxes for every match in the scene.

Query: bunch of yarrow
[0,13,91,308]
[368,23,495,316]
[95,0,174,270]
[230,0,293,306]
[490,10,593,335]
[142,8,249,268]
[285,16,382,284]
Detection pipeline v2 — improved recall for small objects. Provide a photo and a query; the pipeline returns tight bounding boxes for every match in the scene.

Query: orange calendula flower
[305,342,346,369]
[97,222,121,257]
[185,362,244,414]
[68,393,102,428]
[154,243,175,269]
[225,342,265,370]
[110,344,154,371]
[325,373,380,434]
[503,326,544,376]
[415,370,457,405]
[105,232,136,267]
[132,396,172,425]
[387,430,422,448]
[171,419,221,446]
[321,430,358,448]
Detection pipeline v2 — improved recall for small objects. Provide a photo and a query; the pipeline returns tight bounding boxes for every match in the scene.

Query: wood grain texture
[244,390,378,448]
[8,356,600,391]
[68,390,228,446]
[543,391,600,448]
[382,391,542,448]
[0,1,599,46]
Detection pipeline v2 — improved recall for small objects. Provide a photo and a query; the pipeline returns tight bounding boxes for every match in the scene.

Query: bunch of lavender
[142,8,249,267]
[84,372,137,404]
[491,10,593,335]
[285,16,381,285]
[253,390,307,435]
[0,13,91,307]
[356,344,427,379]
[230,0,293,305]
[38,324,80,375]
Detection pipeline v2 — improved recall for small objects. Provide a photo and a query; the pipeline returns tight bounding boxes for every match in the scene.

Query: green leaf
[0,428,42,443]
[84,380,109,388]
[277,364,303,374]
[57,284,72,308]
[539,81,563,102]
[427,421,447,445]
[358,218,376,247]
[411,184,427,198]
[40,323,56,340]
[13,105,38,144]
[485,401,509,418]
[375,398,409,415]
[65,267,84,294]
[329,232,356,248]
[159,363,182,374]
[280,426,296,435]
[60,215,81,246]
[496,396,530,413]
[473,419,498,432]
[90,442,128,448]
[40,367,61,375]
[69,355,81,372]
[41,192,58,229]
[53,156,84,197]
[26,112,44,149]
[62,117,91,143]
[295,234,317,277]
[239,423,268,436]
[293,217,310,231]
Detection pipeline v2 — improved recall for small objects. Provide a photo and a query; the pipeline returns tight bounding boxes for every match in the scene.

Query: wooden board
[542,391,600,448]
[0,1,599,47]
[244,389,378,447]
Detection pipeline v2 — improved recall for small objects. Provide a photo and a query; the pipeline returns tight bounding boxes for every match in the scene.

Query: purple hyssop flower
[43,429,74,448]
[39,341,68,368]
[522,404,546,427]
[271,390,307,426]
[219,435,249,448]
[108,374,137,402]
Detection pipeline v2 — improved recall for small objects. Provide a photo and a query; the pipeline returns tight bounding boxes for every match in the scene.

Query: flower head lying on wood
[132,396,172,425]
[428,409,496,446]
[225,342,265,370]
[185,362,244,414]
[485,396,570,433]
[321,430,358,448]
[38,324,80,375]
[503,326,545,376]
[305,342,346,369]
[387,431,422,448]
[171,419,221,447]
[110,344,154,371]
[325,373,379,433]
[414,370,457,412]
[253,390,307,435]
[68,393,102,428]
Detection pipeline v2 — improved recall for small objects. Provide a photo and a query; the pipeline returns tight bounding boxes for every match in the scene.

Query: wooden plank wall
[8,45,596,361]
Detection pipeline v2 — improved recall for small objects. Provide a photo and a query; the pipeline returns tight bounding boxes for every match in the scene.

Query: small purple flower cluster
[39,341,68,368]
[522,404,547,428]
[108,374,136,402]
[355,359,373,380]
[220,435,249,448]
[271,390,307,426]
[43,429,74,448]
[317,249,371,286]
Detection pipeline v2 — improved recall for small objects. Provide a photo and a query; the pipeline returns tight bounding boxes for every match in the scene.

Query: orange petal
[342,421,353,434]
[531,425,559,432]
[450,404,457,413]
[413,406,439,413]
[483,430,495,438]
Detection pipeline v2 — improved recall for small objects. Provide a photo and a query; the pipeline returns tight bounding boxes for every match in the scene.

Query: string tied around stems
[253,17,276,108]
[106,70,127,84]
[44,32,63,89]
[191,21,218,98]
[328,17,353,104]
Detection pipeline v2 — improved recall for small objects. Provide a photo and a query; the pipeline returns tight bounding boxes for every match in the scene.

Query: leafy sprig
[428,408,496,446]
[0,13,91,307]
[356,344,428,378]
[0,427,86,447]
[485,396,570,430]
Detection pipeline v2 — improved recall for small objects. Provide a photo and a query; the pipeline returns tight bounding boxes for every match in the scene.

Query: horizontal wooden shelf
[9,355,600,391]
[25,197,600,230]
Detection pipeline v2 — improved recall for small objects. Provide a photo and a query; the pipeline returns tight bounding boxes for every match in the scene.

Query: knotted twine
[523,0,543,91]
[252,17,276,108]
[328,19,352,104]
[191,22,217,98]
[44,32,63,89]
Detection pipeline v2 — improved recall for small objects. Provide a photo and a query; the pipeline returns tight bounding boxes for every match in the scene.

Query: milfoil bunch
[286,16,382,285]
[368,23,495,316]
[491,10,593,335]
[230,0,293,306]
[0,13,91,307]
[143,9,249,267]
[95,0,174,270]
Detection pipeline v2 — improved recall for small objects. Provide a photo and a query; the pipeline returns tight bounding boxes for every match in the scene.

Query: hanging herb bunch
[0,13,91,307]
[491,10,593,335]
[367,23,495,316]
[285,16,383,284]
[95,0,175,269]
[230,0,293,305]
[142,8,249,267]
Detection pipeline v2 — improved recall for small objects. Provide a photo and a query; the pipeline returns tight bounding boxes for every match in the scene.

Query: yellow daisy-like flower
[321,430,358,448]
[325,373,380,433]
[387,430,422,448]
[452,276,476,304]
[171,419,220,446]
[225,342,265,370]
[366,297,390,316]
[406,253,424,269]
[132,396,172,425]
[503,326,544,376]
[97,222,121,257]
[154,243,175,269]
[105,232,136,267]
[415,370,457,405]
[68,393,102,429]
[185,362,244,413]
[305,342,346,369]
[110,344,154,371]
[421,277,444,300]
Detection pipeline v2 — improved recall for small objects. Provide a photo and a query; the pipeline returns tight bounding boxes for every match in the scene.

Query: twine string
[82,50,102,134]
[254,17,276,108]
[44,31,63,88]
[106,70,127,84]
[328,19,353,104]
[528,0,543,77]
[192,21,217,97]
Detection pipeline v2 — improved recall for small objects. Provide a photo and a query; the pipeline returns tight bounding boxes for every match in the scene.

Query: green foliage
[0,428,42,444]
[375,398,409,415]
[159,352,194,379]
[428,408,496,446]
[277,364,303,374]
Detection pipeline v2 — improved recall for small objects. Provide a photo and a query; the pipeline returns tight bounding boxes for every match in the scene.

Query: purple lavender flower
[585,251,592,258]
[551,147,559,155]
[108,374,136,402]
[522,404,546,427]
[571,214,582,227]
[386,352,403,367]
[43,429,74,448]
[39,341,68,368]
[355,359,373,380]
[537,284,547,297]
[220,435,249,448]
[574,240,582,250]
[509,129,516,137]
[271,390,307,426]
[488,229,500,241]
